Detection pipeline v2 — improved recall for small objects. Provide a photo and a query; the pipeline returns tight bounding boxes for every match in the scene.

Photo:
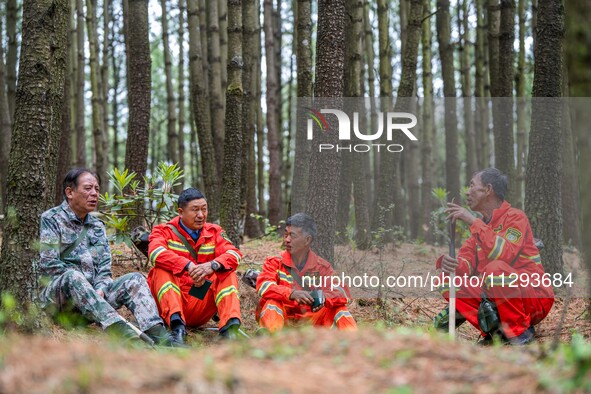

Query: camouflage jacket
[39,200,113,293]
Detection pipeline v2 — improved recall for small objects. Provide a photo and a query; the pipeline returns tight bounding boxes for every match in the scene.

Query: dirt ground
[0,238,589,393]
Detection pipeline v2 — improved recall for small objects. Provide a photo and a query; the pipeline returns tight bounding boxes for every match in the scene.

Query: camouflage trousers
[39,270,163,331]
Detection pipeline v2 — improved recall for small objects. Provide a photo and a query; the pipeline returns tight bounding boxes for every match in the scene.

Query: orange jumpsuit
[436,201,554,338]
[256,250,357,332]
[147,217,242,329]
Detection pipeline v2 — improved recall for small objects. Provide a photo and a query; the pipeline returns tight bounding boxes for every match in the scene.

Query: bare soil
[0,238,589,393]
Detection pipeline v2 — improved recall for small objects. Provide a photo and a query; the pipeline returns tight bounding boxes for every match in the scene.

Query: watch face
[212,261,220,271]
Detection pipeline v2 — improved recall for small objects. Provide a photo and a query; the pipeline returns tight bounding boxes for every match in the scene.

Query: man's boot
[219,318,242,339]
[105,321,143,345]
[433,306,467,332]
[145,324,188,348]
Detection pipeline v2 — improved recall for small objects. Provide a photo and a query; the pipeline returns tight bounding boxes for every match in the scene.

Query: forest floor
[0,236,589,393]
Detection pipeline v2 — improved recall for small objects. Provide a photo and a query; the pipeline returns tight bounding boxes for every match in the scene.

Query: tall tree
[6,0,18,119]
[492,0,516,200]
[525,0,564,275]
[515,0,527,208]
[220,0,244,246]
[421,0,435,243]
[0,0,70,303]
[161,0,178,167]
[372,0,398,234]
[75,0,86,167]
[86,0,107,183]
[397,0,423,238]
[243,0,262,238]
[459,0,477,183]
[307,0,346,262]
[123,0,151,206]
[0,15,12,211]
[474,0,489,168]
[219,0,228,93]
[178,0,187,186]
[264,0,282,226]
[187,0,219,220]
[436,0,460,201]
[291,0,313,215]
[255,0,265,217]
[208,0,226,171]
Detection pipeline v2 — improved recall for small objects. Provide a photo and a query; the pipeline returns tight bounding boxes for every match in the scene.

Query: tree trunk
[492,0,516,200]
[515,0,526,208]
[436,0,460,201]
[101,0,110,173]
[86,0,107,184]
[307,0,346,262]
[255,3,265,217]
[459,0,477,183]
[372,0,398,234]
[124,0,151,219]
[363,0,377,220]
[336,0,364,244]
[6,0,18,120]
[243,0,262,238]
[264,0,282,226]
[474,0,488,169]
[421,0,435,243]
[178,0,187,188]
[75,0,86,167]
[291,0,313,215]
[220,0,244,246]
[55,14,73,205]
[187,0,219,220]
[208,0,226,171]
[0,0,70,303]
[525,0,564,275]
[219,0,228,94]
[0,15,12,211]
[161,0,178,168]
[397,0,423,239]
[110,2,121,170]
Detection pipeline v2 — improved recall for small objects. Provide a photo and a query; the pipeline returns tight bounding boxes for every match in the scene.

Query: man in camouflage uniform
[38,168,182,347]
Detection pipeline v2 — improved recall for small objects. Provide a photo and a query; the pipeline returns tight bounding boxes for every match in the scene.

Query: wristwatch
[211,261,221,272]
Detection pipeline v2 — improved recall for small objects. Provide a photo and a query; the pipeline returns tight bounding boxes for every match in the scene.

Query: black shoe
[171,326,188,345]
[434,306,467,332]
[145,324,188,348]
[507,326,535,346]
[105,321,142,344]
[219,318,241,339]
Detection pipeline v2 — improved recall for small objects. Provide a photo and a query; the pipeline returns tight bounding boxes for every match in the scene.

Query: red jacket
[437,201,553,296]
[148,216,242,281]
[256,250,350,309]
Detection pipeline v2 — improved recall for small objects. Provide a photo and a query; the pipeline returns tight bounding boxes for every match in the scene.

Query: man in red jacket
[435,168,554,345]
[256,213,357,333]
[147,188,242,343]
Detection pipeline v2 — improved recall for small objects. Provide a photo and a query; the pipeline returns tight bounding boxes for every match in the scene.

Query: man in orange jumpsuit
[147,188,242,343]
[256,213,357,332]
[435,168,554,345]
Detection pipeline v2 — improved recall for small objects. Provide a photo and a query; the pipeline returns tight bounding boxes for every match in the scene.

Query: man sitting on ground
[39,168,179,346]
[147,188,243,343]
[434,168,554,345]
[256,213,357,333]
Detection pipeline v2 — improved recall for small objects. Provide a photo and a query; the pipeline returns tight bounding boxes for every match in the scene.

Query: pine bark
[515,0,527,208]
[6,0,18,119]
[86,0,107,183]
[264,0,282,226]
[178,0,187,185]
[421,0,435,243]
[291,0,313,215]
[75,0,86,167]
[187,0,219,220]
[307,0,346,262]
[243,0,262,238]
[0,16,12,210]
[525,0,564,275]
[208,0,226,170]
[161,0,179,167]
[124,0,151,194]
[436,0,460,201]
[220,0,244,246]
[0,0,70,303]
